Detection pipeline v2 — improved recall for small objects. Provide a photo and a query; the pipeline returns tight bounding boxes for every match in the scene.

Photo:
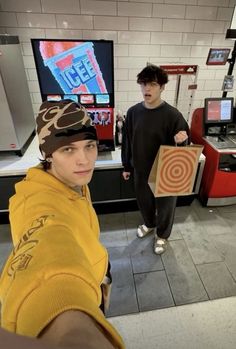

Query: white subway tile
[204,79,222,89]
[42,0,80,14]
[27,69,38,80]
[17,13,56,28]
[115,91,128,101]
[94,16,128,30]
[45,29,83,39]
[118,57,149,69]
[163,19,194,32]
[151,32,182,44]
[165,0,196,4]
[32,92,43,103]
[118,31,150,44]
[114,69,129,80]
[129,17,162,31]
[215,70,227,79]
[186,6,217,20]
[217,7,233,21]
[198,0,228,6]
[129,0,164,3]
[28,80,40,92]
[56,15,93,29]
[81,0,116,16]
[153,4,185,19]
[161,45,191,57]
[129,44,161,57]
[21,42,33,55]
[191,46,211,57]
[0,0,41,12]
[180,57,206,65]
[33,103,41,115]
[212,34,235,46]
[23,55,37,69]
[118,2,152,17]
[0,13,17,27]
[197,69,215,79]
[117,80,140,91]
[82,30,117,42]
[152,57,181,64]
[182,33,212,45]
[194,20,225,33]
[6,28,46,42]
[114,44,129,57]
[128,91,142,101]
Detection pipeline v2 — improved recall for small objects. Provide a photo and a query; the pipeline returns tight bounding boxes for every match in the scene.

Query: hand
[122,171,131,180]
[174,131,188,144]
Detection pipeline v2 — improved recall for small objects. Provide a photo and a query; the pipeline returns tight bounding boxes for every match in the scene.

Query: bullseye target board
[148,145,204,197]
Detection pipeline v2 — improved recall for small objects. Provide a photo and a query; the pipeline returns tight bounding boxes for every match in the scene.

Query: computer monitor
[204,97,234,124]
[31,39,114,107]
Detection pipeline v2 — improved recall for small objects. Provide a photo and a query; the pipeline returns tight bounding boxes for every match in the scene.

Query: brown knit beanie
[36,99,97,158]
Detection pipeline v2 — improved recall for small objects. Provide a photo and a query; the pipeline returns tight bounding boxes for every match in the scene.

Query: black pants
[134,171,177,239]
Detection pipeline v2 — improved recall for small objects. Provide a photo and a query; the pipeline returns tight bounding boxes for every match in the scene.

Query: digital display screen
[96,94,110,104]
[31,39,114,107]
[80,94,94,104]
[206,48,230,65]
[63,94,78,102]
[204,98,234,124]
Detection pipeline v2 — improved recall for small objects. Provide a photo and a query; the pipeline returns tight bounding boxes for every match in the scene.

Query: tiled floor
[1,198,236,348]
[98,199,236,318]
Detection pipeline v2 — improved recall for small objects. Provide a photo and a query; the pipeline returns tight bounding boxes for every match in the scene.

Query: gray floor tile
[213,233,236,280]
[100,230,128,248]
[196,262,236,299]
[0,224,12,242]
[181,228,223,265]
[106,246,139,317]
[162,240,209,305]
[98,212,126,233]
[124,211,143,229]
[127,230,163,273]
[134,270,174,311]
[218,212,236,235]
[0,242,12,272]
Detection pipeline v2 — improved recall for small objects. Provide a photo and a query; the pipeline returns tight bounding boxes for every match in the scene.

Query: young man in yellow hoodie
[0,100,124,349]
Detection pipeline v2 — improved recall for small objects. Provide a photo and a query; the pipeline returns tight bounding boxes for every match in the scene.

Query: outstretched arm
[1,310,116,349]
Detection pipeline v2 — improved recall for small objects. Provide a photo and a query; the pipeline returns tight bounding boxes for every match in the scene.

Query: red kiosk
[191,99,236,206]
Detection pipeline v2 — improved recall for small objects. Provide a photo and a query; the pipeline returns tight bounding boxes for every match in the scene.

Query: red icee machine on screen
[31,39,115,151]
[190,97,236,206]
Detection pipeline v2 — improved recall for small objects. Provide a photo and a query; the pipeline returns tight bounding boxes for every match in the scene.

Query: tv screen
[31,39,114,107]
[204,97,234,124]
[206,48,230,65]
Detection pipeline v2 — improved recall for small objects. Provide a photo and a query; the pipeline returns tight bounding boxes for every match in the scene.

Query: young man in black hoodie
[122,64,189,255]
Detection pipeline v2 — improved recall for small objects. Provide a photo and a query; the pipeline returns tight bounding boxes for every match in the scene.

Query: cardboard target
[148,145,204,197]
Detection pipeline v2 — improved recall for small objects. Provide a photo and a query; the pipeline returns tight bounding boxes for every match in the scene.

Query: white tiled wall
[0,0,235,119]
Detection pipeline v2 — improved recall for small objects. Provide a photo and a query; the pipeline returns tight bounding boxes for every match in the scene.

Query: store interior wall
[0,0,235,118]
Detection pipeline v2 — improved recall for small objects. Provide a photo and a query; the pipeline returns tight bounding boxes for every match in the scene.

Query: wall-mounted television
[206,48,230,65]
[31,39,114,107]
[204,97,234,124]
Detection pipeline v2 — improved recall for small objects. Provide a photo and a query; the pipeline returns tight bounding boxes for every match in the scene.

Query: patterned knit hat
[36,99,97,158]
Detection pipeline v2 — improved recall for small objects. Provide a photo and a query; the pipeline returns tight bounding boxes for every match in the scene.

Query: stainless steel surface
[0,36,35,152]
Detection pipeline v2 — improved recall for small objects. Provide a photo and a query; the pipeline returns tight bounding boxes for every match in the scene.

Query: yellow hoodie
[0,166,124,348]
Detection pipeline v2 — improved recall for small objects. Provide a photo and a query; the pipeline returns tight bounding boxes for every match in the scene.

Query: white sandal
[137,224,155,238]
[154,237,167,255]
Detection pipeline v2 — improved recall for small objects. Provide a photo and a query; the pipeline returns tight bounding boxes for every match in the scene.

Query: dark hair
[137,64,168,86]
[39,158,51,170]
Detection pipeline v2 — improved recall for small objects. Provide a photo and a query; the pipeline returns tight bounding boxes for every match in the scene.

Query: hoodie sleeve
[121,110,133,172]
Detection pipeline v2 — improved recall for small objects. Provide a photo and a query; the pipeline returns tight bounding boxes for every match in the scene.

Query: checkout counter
[0,136,205,217]
[191,97,236,206]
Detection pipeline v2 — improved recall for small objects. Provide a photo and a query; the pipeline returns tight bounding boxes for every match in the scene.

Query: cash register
[190,97,236,206]
[203,97,236,149]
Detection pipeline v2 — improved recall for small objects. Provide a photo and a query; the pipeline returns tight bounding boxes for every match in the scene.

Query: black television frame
[206,48,230,65]
[31,38,115,108]
[204,97,234,124]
